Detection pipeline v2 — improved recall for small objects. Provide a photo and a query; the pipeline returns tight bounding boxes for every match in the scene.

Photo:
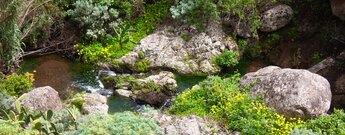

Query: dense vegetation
[170,75,345,135]
[1,0,345,135]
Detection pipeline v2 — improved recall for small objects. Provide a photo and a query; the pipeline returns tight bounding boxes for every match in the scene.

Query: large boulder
[82,93,108,114]
[132,71,178,106]
[21,86,62,111]
[330,0,345,21]
[260,4,294,32]
[240,66,332,119]
[114,21,238,75]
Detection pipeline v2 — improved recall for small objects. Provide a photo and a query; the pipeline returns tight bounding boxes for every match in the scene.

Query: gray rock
[161,115,228,135]
[260,4,294,32]
[115,89,132,97]
[240,66,332,119]
[330,0,345,21]
[82,93,108,114]
[21,86,62,111]
[132,71,178,106]
[116,21,238,75]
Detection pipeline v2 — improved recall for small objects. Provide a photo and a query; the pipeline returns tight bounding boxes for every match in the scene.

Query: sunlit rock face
[113,21,238,75]
[240,66,332,119]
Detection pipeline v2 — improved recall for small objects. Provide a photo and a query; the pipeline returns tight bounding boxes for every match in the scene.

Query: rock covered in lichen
[260,4,294,32]
[240,66,331,119]
[131,71,178,106]
[113,21,238,75]
[21,86,62,112]
[82,93,108,114]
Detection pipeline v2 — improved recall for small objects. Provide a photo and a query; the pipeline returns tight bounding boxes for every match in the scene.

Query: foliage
[0,93,15,111]
[0,72,34,97]
[289,128,317,135]
[67,0,120,39]
[0,0,23,72]
[0,101,59,134]
[311,52,322,63]
[70,92,86,110]
[111,21,136,48]
[51,106,81,133]
[134,59,150,72]
[169,75,304,135]
[76,0,172,63]
[74,112,163,135]
[213,50,239,68]
[170,0,218,27]
[302,109,345,135]
[170,0,270,34]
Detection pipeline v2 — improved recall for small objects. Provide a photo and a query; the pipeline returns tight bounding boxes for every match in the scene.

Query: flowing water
[19,54,135,113]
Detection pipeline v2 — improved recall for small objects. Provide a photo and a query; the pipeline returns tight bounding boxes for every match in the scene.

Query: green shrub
[170,0,269,33]
[74,112,162,135]
[0,120,23,134]
[76,0,172,63]
[213,50,239,68]
[70,92,86,110]
[52,107,81,133]
[170,75,304,135]
[0,72,34,97]
[67,0,120,39]
[303,109,345,135]
[289,128,317,135]
[170,0,218,27]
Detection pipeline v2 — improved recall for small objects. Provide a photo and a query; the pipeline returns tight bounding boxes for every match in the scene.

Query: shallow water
[19,54,135,113]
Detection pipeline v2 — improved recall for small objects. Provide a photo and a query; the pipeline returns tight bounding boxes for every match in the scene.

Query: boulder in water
[132,71,178,106]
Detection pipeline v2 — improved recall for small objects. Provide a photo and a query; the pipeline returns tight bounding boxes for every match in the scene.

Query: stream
[19,54,208,113]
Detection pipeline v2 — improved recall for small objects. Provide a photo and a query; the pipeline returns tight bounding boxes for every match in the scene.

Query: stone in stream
[240,66,332,119]
[82,93,109,114]
[131,71,178,107]
[112,21,238,75]
[260,4,294,32]
[115,89,132,98]
[21,86,63,112]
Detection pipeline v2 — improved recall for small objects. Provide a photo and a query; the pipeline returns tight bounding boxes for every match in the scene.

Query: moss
[134,60,150,72]
[181,34,191,41]
[138,51,145,59]
[131,81,161,93]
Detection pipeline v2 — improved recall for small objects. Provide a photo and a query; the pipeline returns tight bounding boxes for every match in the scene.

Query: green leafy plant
[76,0,172,63]
[170,75,304,135]
[0,101,59,134]
[111,21,136,49]
[0,72,34,97]
[213,50,239,68]
[67,0,120,39]
[302,109,345,135]
[311,52,322,63]
[51,106,81,133]
[170,0,218,28]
